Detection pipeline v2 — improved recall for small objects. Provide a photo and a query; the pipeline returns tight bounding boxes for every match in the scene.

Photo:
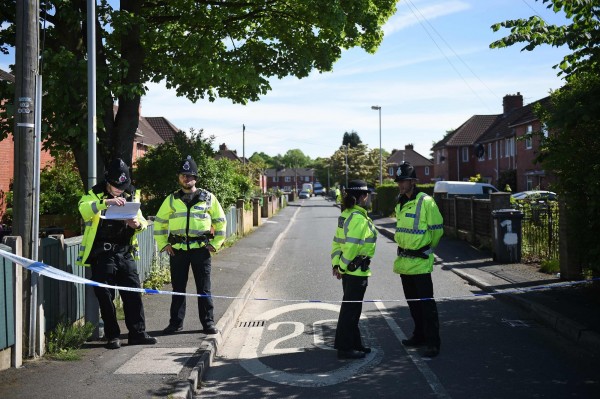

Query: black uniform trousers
[334,274,368,351]
[401,273,440,348]
[168,247,215,330]
[90,250,147,340]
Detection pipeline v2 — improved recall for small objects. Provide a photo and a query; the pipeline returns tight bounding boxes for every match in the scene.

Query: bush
[540,258,560,274]
[39,153,84,218]
[46,319,95,361]
[143,261,171,290]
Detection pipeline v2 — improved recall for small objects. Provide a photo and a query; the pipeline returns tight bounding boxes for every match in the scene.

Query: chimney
[219,143,227,151]
[405,144,414,150]
[503,92,523,115]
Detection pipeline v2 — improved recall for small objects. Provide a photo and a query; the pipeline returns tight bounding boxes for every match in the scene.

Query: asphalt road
[199,196,600,399]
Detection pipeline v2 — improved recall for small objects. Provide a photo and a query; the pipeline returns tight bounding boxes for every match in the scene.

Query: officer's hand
[105,197,126,206]
[163,244,175,257]
[206,244,216,253]
[125,219,140,229]
[332,267,342,280]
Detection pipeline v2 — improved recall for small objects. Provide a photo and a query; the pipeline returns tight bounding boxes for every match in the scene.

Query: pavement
[1,204,599,398]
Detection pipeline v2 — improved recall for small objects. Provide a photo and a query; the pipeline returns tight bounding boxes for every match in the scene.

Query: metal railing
[518,202,560,261]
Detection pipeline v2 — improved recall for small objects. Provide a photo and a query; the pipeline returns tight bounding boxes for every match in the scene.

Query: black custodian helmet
[345,179,370,194]
[178,155,198,177]
[105,158,131,190]
[395,161,417,182]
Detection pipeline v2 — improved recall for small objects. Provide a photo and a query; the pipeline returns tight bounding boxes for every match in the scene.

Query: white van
[433,181,499,198]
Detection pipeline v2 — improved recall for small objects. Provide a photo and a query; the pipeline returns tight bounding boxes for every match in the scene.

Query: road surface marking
[375,301,452,399]
[238,302,382,387]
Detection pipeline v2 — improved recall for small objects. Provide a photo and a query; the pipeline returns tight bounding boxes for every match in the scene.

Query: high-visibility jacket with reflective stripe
[394,191,444,275]
[153,189,226,252]
[77,186,147,267]
[331,205,377,277]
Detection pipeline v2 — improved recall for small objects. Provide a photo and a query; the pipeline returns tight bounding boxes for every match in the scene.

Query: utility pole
[14,0,37,260]
[14,0,39,357]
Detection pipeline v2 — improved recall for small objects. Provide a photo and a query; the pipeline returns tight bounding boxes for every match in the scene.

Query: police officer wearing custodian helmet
[331,180,377,359]
[154,156,227,335]
[77,158,158,349]
[393,161,444,357]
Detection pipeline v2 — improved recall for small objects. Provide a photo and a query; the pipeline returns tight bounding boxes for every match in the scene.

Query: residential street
[200,197,600,398]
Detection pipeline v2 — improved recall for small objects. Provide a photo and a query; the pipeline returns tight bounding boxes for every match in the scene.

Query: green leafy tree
[490,0,599,81]
[309,157,330,188]
[249,153,268,170]
[0,0,397,185]
[328,143,374,186]
[343,131,363,148]
[281,149,311,169]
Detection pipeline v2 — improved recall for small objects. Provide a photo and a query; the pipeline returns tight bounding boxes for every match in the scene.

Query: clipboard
[102,202,141,220]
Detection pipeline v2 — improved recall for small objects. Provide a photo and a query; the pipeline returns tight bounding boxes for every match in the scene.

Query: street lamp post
[371,105,382,185]
[345,144,349,188]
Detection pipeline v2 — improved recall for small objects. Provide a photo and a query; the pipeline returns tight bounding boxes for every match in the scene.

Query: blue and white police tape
[0,248,596,304]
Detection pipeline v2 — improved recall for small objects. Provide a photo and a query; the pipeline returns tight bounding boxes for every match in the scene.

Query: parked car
[298,190,310,199]
[511,190,557,202]
[433,181,499,198]
[313,183,325,196]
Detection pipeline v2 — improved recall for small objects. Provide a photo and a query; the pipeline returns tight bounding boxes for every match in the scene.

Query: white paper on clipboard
[102,202,141,220]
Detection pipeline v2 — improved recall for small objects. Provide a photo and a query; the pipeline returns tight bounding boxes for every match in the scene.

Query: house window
[525,125,533,149]
[526,177,533,190]
[505,138,515,157]
[285,176,291,182]
[424,166,430,176]
[461,147,469,162]
[388,167,394,176]
[488,143,492,160]
[273,176,279,182]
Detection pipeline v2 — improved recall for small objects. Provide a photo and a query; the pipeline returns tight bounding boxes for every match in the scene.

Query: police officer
[335,186,342,206]
[331,180,377,360]
[154,156,227,335]
[393,161,444,357]
[77,158,157,349]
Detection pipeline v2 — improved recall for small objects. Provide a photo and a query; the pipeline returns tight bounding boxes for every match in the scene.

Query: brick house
[432,92,553,192]
[432,114,498,182]
[264,167,315,192]
[214,143,249,163]
[386,144,435,183]
[476,96,552,191]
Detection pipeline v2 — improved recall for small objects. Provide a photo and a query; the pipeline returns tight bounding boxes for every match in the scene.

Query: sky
[0,0,571,161]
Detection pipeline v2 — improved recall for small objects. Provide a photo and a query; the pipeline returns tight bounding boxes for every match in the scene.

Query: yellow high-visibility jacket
[154,189,226,252]
[331,205,377,277]
[335,188,342,204]
[394,191,444,275]
[77,186,147,267]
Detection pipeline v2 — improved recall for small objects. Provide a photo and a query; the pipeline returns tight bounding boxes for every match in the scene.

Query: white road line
[374,301,452,399]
